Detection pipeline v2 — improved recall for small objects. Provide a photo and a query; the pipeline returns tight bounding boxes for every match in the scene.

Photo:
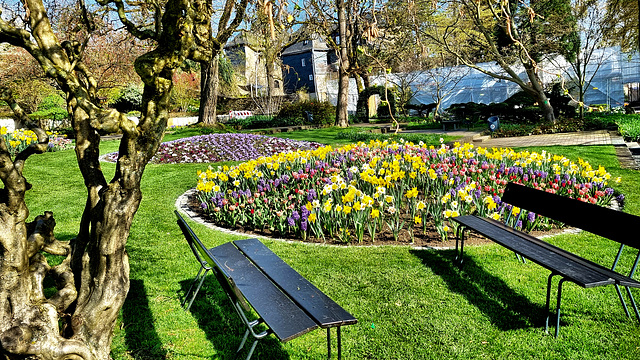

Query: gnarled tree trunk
[0,0,249,357]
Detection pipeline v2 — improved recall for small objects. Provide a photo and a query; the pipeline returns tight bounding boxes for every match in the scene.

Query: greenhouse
[361,47,640,112]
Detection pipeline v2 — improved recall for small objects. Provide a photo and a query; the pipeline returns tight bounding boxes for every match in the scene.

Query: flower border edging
[175,188,456,250]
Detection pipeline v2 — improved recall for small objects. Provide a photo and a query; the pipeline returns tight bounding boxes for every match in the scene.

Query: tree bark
[199,55,220,125]
[0,0,231,357]
[335,0,350,128]
[524,67,556,123]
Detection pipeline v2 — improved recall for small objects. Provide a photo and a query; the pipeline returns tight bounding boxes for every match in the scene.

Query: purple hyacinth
[307,189,317,201]
[300,220,308,231]
[527,212,536,223]
[287,217,296,227]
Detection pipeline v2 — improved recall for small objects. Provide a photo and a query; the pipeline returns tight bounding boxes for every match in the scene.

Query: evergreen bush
[275,100,335,126]
[111,84,143,112]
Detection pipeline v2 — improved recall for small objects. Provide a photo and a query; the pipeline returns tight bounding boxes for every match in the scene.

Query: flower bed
[102,133,323,164]
[1,127,74,156]
[193,140,623,244]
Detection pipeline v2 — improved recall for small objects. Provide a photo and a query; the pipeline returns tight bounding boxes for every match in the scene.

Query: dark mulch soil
[187,195,564,248]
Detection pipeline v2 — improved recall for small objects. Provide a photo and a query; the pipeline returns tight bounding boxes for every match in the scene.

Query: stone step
[472,135,491,143]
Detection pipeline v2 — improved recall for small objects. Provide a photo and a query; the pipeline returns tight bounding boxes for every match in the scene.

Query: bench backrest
[501,182,640,249]
[174,210,249,311]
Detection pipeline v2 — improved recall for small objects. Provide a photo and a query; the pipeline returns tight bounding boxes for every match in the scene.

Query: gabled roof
[281,27,334,56]
[225,32,261,51]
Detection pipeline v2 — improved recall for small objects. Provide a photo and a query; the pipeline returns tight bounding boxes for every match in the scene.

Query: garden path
[366,123,640,170]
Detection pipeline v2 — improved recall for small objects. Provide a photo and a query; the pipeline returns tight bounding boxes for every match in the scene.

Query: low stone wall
[0,116,199,133]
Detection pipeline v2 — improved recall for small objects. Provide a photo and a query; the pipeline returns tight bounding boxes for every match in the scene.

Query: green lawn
[22,133,640,359]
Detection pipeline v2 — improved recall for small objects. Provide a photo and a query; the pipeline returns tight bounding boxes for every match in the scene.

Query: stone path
[379,124,640,170]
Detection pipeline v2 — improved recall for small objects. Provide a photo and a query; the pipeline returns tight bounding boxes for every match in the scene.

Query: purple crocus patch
[102,133,323,164]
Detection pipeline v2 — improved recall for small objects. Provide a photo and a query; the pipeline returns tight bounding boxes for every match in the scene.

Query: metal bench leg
[555,279,567,338]
[237,328,251,354]
[337,326,342,360]
[615,284,632,318]
[244,340,259,360]
[326,327,343,360]
[544,273,557,334]
[625,287,640,323]
[182,266,203,307]
[183,267,210,310]
[455,228,466,266]
[327,328,331,359]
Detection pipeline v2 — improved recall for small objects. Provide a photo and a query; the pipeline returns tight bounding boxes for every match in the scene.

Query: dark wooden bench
[175,210,357,359]
[451,182,640,337]
[441,119,462,131]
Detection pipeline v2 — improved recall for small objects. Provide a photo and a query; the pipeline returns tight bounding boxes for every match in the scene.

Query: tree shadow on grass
[122,279,168,360]
[180,277,291,360]
[410,249,548,331]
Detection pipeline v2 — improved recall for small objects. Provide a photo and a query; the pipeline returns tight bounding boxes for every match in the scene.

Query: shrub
[274,100,335,127]
[490,115,620,138]
[594,113,640,142]
[502,91,536,108]
[355,86,397,122]
[170,71,200,112]
[111,84,143,112]
[29,93,69,123]
[336,128,455,145]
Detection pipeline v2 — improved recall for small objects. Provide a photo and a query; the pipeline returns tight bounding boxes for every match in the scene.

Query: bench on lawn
[175,210,357,359]
[451,182,640,337]
[440,119,462,131]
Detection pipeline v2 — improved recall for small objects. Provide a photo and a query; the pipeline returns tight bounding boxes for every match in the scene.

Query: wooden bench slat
[234,238,358,328]
[480,217,640,289]
[453,215,614,288]
[209,242,319,342]
[501,183,640,249]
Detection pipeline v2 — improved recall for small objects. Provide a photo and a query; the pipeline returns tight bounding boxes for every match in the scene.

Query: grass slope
[20,135,640,359]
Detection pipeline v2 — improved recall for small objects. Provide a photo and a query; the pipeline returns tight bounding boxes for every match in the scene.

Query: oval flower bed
[102,133,323,164]
[193,140,623,245]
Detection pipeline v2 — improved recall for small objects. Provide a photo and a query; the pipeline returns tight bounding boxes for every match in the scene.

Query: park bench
[175,210,357,359]
[441,118,462,131]
[451,182,640,337]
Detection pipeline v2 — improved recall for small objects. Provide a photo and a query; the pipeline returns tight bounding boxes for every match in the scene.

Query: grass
[20,131,640,359]
[260,126,462,147]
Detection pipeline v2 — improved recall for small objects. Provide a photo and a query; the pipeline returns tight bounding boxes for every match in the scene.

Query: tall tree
[199,0,249,125]
[335,0,351,127]
[305,0,377,127]
[246,0,303,114]
[553,0,611,120]
[0,0,241,358]
[424,0,579,123]
[604,0,640,52]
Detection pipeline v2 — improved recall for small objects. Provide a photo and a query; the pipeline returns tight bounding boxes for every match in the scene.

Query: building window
[301,58,306,67]
[275,80,280,89]
[309,74,314,81]
[335,36,340,45]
